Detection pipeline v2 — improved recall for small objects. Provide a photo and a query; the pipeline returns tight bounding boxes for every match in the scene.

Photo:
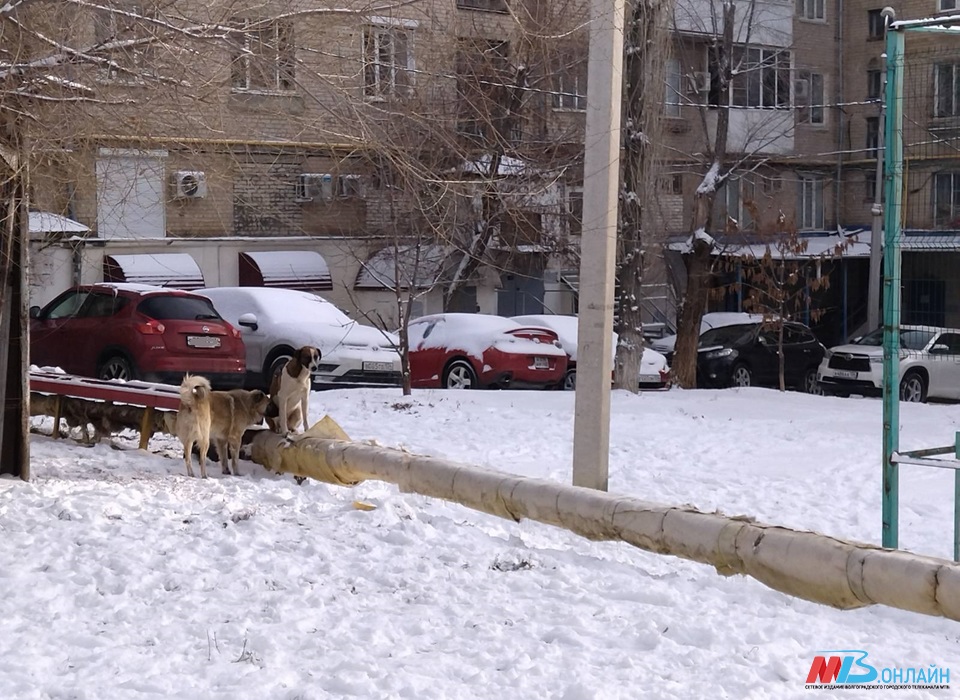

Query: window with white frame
[665,58,682,116]
[230,19,295,92]
[730,47,791,109]
[797,0,825,20]
[939,0,958,13]
[718,177,755,231]
[363,24,414,99]
[934,172,960,227]
[93,1,154,82]
[566,186,583,236]
[796,70,825,124]
[798,175,825,230]
[552,52,586,110]
[935,63,960,117]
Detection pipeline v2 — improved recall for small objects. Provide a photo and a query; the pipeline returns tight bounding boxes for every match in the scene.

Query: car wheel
[730,363,752,388]
[264,349,295,388]
[563,368,577,391]
[98,354,136,382]
[443,360,477,389]
[899,371,927,403]
[802,369,824,395]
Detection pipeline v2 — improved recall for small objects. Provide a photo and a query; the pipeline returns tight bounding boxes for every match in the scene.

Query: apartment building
[22,0,960,337]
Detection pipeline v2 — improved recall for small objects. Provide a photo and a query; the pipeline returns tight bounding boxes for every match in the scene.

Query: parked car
[29,283,246,387]
[650,312,766,355]
[510,314,669,390]
[818,326,960,402]
[198,287,401,389]
[662,320,825,392]
[407,313,568,389]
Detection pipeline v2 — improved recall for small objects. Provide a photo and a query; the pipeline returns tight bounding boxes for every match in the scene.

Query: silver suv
[818,326,960,402]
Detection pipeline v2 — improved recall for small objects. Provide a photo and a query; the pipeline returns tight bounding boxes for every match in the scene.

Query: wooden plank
[29,373,181,411]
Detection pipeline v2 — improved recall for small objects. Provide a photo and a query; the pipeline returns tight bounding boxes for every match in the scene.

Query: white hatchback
[199,287,402,389]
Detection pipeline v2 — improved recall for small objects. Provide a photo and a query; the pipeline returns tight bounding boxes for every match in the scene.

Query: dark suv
[676,321,826,393]
[30,284,246,387]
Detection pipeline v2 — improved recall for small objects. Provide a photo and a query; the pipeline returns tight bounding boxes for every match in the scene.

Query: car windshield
[855,328,934,351]
[698,324,756,348]
[138,296,223,321]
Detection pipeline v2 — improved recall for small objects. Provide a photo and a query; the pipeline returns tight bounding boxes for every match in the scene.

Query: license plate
[186,335,220,349]
[833,369,857,379]
[363,361,393,372]
[533,356,550,369]
[639,374,661,384]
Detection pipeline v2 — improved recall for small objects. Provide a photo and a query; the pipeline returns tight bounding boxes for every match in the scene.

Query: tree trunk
[613,0,670,391]
[672,237,713,388]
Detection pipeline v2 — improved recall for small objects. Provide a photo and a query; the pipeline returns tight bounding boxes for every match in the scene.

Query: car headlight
[869,355,883,364]
[703,347,736,360]
[824,350,833,360]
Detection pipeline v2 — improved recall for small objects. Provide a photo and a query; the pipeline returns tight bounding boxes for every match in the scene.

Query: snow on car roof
[410,313,565,359]
[86,283,178,295]
[199,286,350,325]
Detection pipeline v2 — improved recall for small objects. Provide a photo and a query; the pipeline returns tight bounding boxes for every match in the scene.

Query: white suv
[199,287,402,389]
[818,326,960,402]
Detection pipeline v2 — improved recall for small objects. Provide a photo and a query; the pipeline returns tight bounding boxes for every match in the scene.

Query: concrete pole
[573,0,626,490]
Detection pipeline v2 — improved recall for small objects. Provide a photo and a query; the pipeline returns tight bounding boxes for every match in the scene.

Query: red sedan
[30,283,246,388]
[407,313,568,389]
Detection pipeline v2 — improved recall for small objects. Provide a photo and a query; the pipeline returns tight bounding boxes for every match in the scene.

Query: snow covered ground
[5,386,960,699]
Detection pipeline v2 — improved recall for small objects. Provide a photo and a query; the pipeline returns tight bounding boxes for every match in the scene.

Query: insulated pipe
[250,430,960,622]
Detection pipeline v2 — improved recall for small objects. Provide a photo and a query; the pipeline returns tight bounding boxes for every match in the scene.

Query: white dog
[264,346,321,434]
[175,375,212,478]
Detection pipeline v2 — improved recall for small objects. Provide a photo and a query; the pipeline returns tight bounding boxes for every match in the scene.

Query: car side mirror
[237,312,258,331]
[29,306,40,320]
[930,343,950,354]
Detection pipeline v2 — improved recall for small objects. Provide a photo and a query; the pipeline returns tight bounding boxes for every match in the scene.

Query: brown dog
[209,389,271,476]
[264,346,321,434]
[175,375,212,478]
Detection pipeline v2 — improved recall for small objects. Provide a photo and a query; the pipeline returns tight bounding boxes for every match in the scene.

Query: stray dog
[209,389,271,476]
[175,375,212,478]
[264,346,321,434]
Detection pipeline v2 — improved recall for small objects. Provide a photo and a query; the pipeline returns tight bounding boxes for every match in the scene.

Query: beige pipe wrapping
[250,425,960,622]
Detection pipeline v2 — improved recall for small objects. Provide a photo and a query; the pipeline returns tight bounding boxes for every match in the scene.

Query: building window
[934,172,960,227]
[866,116,880,157]
[865,170,885,202]
[552,52,586,110]
[867,69,882,100]
[718,177,755,231]
[797,0,825,20]
[566,187,583,236]
[93,2,153,82]
[658,174,683,194]
[665,58,682,116]
[798,175,825,230]
[363,25,414,99]
[796,70,824,125]
[456,0,508,11]
[935,64,960,117]
[730,47,791,109]
[456,38,511,140]
[939,0,958,12]
[867,9,885,40]
[231,19,295,92]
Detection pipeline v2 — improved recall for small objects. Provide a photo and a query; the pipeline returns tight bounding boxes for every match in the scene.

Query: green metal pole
[955,432,960,561]
[881,26,905,550]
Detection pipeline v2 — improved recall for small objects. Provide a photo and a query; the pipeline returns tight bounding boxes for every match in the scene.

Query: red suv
[30,284,246,388]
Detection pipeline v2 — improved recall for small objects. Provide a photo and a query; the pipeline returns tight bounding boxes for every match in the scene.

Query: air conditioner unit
[338,174,362,199]
[171,171,207,199]
[297,173,334,202]
[793,78,810,102]
[688,71,711,94]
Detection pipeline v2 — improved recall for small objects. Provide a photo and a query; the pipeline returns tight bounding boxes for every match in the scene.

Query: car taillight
[230,326,242,339]
[136,320,165,335]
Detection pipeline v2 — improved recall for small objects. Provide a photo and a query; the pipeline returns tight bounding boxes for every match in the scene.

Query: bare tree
[668,0,797,388]
[613,0,672,391]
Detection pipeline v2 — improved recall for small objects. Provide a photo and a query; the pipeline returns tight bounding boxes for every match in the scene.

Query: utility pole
[573,0,626,490]
[867,11,892,333]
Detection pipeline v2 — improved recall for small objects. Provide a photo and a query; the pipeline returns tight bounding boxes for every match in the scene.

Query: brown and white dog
[175,375,212,478]
[209,389,271,476]
[264,346,321,434]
